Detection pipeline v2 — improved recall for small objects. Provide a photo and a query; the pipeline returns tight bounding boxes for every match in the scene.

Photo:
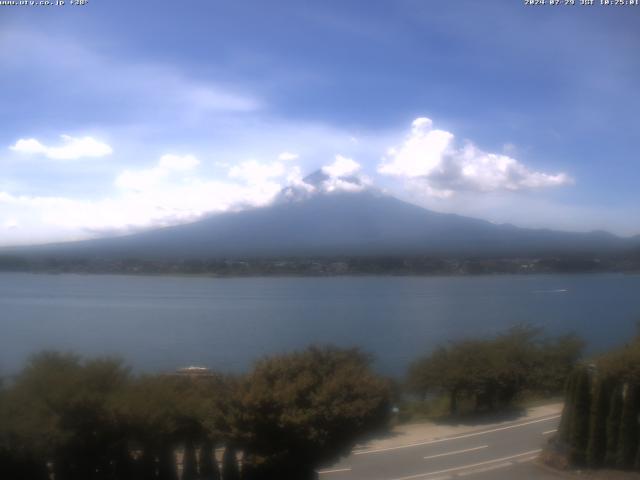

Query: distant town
[1,253,639,276]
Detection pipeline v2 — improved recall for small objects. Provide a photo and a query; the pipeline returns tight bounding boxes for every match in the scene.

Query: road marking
[423,445,488,460]
[389,449,542,480]
[317,467,352,475]
[354,415,560,455]
[542,429,557,435]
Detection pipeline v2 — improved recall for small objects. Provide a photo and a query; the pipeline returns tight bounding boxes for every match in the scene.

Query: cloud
[0,28,261,134]
[322,177,367,193]
[317,155,369,193]
[115,154,200,192]
[321,154,361,177]
[378,118,573,196]
[2,218,18,229]
[158,154,200,171]
[0,154,302,243]
[278,151,299,161]
[10,135,113,160]
[228,160,286,184]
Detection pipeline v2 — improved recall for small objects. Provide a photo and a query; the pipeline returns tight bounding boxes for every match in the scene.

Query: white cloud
[278,151,299,161]
[315,155,369,193]
[378,118,573,196]
[378,118,453,178]
[115,154,201,192]
[10,135,113,160]
[114,168,166,192]
[322,154,361,178]
[8,155,304,238]
[2,218,18,229]
[228,160,286,184]
[0,154,301,243]
[322,177,367,193]
[157,154,200,171]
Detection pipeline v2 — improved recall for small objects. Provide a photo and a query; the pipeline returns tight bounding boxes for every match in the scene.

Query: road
[317,413,562,480]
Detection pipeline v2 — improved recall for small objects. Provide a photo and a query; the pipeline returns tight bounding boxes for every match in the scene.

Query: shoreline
[0,269,639,280]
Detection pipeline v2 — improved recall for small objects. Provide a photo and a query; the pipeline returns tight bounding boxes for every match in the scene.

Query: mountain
[3,171,638,260]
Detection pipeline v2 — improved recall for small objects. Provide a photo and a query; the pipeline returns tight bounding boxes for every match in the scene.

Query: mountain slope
[6,188,635,260]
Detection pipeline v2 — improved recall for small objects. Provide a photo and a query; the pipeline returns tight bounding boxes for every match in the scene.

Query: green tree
[113,373,218,480]
[569,367,591,466]
[605,386,624,467]
[4,352,130,480]
[586,376,610,468]
[535,334,585,396]
[617,384,639,469]
[408,326,580,416]
[181,439,197,480]
[198,439,220,480]
[558,371,578,444]
[231,346,391,479]
[222,446,240,480]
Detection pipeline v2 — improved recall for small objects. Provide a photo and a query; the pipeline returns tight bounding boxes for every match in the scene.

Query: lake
[1,272,639,377]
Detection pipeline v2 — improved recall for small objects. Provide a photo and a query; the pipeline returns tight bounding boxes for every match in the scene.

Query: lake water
[1,273,639,377]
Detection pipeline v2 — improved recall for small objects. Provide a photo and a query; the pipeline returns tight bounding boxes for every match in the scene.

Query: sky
[1,0,639,246]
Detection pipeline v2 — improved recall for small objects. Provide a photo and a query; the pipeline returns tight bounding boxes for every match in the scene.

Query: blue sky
[1,0,638,245]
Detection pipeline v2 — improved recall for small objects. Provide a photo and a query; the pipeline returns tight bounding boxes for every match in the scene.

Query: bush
[230,346,391,479]
[408,326,583,416]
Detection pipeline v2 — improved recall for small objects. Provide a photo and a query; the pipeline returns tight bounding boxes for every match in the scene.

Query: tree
[222,446,240,480]
[617,384,639,469]
[535,334,585,396]
[181,440,197,480]
[198,439,220,480]
[569,367,591,466]
[230,346,391,479]
[408,345,465,414]
[0,378,49,480]
[558,371,578,444]
[408,326,581,416]
[4,352,130,480]
[605,386,624,467]
[113,373,222,480]
[586,377,610,468]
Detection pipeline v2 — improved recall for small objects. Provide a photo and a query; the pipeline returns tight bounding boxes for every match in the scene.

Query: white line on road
[542,429,557,435]
[354,415,560,455]
[423,445,488,460]
[317,467,352,475]
[389,449,542,480]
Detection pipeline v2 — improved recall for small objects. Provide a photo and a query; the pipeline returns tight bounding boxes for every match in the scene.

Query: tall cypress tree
[587,377,610,468]
[240,454,258,480]
[138,447,157,480]
[222,446,240,480]
[570,368,591,466]
[157,444,178,480]
[559,371,578,443]
[617,384,639,469]
[198,440,220,480]
[605,386,624,467]
[181,440,197,480]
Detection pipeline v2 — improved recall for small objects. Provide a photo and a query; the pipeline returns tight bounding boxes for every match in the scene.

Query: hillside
[3,183,636,261]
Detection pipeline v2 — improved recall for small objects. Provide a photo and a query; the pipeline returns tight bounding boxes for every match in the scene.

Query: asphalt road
[317,414,562,480]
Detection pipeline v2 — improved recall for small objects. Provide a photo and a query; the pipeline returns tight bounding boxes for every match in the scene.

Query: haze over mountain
[4,170,638,261]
